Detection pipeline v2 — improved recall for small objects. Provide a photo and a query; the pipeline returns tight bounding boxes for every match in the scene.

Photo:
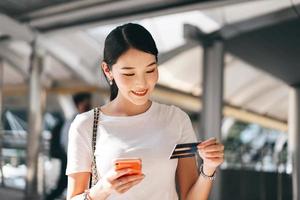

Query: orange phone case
[114,158,142,175]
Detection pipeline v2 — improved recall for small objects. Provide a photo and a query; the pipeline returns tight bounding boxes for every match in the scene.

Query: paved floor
[0,187,66,200]
[0,187,24,200]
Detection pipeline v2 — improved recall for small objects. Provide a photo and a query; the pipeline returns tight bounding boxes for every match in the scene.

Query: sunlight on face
[112,48,158,105]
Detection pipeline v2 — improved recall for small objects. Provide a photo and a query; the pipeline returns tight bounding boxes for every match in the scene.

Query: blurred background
[0,0,300,199]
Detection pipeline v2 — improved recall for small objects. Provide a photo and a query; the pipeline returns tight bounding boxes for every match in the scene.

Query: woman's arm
[176,157,214,200]
[176,138,224,200]
[67,172,111,200]
[67,169,145,200]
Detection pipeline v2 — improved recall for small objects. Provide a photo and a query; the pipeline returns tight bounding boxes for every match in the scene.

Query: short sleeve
[177,108,197,143]
[65,111,93,175]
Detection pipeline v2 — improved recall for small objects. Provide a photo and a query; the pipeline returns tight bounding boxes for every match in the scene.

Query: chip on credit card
[169,142,202,159]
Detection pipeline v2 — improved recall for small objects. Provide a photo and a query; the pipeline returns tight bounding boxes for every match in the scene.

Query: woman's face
[108,48,158,105]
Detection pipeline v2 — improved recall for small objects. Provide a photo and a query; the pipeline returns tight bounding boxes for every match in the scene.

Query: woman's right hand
[99,168,145,195]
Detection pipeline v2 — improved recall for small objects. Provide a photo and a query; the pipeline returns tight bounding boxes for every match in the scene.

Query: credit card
[169,142,201,159]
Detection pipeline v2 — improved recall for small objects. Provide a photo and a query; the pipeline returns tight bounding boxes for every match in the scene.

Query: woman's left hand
[197,137,224,175]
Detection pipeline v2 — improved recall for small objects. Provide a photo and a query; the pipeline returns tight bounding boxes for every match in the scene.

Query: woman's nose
[135,75,147,87]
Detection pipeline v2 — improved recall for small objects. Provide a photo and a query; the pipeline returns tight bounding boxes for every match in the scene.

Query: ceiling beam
[158,41,198,64]
[46,51,92,83]
[18,0,112,21]
[0,14,34,42]
[0,14,97,86]
[37,36,99,85]
[0,50,28,79]
[27,0,248,34]
[182,3,300,43]
[2,83,287,132]
[220,5,300,39]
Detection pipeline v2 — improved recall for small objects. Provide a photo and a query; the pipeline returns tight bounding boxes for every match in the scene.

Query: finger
[118,186,130,194]
[198,138,217,148]
[201,141,222,150]
[205,157,224,163]
[202,137,216,143]
[116,177,144,193]
[203,151,224,158]
[110,168,133,181]
[119,174,145,184]
[201,144,224,152]
[123,177,144,188]
[112,174,144,187]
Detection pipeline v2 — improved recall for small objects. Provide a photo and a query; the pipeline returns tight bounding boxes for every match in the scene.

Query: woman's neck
[101,95,152,117]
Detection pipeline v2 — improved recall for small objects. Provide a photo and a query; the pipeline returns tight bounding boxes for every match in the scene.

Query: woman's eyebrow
[121,61,156,70]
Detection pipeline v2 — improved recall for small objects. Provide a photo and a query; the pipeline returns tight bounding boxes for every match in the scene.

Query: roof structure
[1,0,300,131]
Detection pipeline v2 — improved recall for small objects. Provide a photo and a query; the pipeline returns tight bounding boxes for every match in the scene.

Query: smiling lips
[131,89,148,96]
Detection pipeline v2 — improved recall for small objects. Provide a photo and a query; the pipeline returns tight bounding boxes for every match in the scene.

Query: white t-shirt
[66,101,197,200]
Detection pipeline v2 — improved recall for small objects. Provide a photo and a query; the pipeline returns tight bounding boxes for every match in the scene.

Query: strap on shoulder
[90,107,100,187]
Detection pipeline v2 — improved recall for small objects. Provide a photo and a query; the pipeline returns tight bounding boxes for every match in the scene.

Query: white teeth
[132,90,147,95]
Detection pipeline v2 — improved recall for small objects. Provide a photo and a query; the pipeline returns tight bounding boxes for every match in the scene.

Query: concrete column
[201,39,224,200]
[24,42,45,200]
[288,87,300,200]
[0,58,4,187]
[183,23,224,200]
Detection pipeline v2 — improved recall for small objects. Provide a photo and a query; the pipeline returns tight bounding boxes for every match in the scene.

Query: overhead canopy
[1,0,299,130]
[226,18,300,86]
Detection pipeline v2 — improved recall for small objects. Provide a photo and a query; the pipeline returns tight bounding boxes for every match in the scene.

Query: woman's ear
[101,62,113,80]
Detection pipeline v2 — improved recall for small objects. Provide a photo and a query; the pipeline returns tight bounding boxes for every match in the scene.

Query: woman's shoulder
[71,109,94,130]
[154,101,187,117]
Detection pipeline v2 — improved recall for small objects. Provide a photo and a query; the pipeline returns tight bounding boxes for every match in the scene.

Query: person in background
[46,114,65,200]
[60,93,92,155]
[46,92,92,200]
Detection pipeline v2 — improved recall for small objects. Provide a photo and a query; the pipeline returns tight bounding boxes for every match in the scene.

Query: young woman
[66,23,224,200]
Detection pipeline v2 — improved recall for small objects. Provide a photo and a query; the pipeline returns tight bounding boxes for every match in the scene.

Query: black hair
[102,23,158,101]
[72,92,91,107]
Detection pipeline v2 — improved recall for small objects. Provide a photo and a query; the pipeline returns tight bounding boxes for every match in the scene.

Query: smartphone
[113,158,142,175]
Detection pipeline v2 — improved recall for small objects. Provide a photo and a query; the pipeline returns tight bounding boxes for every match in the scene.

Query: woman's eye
[123,69,155,76]
[146,69,155,73]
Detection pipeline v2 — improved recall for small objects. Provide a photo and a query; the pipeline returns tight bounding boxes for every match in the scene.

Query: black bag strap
[89,107,100,188]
